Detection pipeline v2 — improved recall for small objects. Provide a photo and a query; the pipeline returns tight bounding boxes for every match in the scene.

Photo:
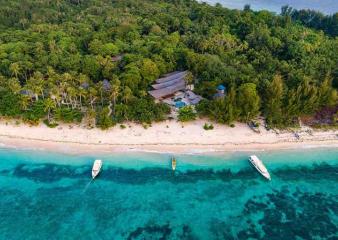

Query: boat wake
[82,179,93,193]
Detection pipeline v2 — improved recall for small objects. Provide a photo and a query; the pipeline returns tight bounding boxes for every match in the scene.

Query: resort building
[148,71,202,109]
[148,71,187,100]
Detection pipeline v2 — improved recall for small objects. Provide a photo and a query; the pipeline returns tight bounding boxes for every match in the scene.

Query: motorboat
[92,159,103,179]
[171,157,176,171]
[249,155,271,180]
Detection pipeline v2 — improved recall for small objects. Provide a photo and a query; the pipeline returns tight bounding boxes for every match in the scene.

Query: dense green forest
[281,6,338,37]
[0,0,337,129]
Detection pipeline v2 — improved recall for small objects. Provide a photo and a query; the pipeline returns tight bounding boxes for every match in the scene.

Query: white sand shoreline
[0,119,337,155]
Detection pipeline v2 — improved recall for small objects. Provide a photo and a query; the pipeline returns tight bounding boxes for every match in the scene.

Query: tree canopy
[0,0,336,128]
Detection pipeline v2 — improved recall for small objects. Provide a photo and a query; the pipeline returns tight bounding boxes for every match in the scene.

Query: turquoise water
[0,147,337,239]
[204,0,338,14]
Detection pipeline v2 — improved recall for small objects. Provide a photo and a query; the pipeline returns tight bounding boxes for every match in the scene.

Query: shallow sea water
[0,148,337,239]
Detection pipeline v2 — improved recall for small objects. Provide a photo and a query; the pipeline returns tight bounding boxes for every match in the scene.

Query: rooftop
[217,84,226,91]
[148,71,187,99]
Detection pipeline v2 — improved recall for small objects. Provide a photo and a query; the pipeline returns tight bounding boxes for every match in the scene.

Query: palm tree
[26,75,39,101]
[78,88,87,108]
[138,90,147,98]
[59,81,67,103]
[9,63,20,79]
[110,80,120,115]
[7,78,21,94]
[97,81,105,107]
[88,87,98,109]
[78,73,89,87]
[67,86,78,109]
[48,40,57,53]
[63,72,74,86]
[19,18,28,29]
[122,86,133,104]
[50,85,62,107]
[26,71,45,101]
[35,72,45,99]
[0,75,7,91]
[184,71,194,89]
[20,96,30,111]
[44,98,56,123]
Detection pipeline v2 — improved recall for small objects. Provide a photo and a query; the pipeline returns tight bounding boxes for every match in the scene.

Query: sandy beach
[0,119,337,154]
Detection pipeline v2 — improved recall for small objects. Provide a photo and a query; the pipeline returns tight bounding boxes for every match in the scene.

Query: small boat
[249,155,271,180]
[92,159,103,179]
[171,157,176,171]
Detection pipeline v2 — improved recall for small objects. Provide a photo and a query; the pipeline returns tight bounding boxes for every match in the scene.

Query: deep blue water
[203,0,338,15]
[0,148,337,239]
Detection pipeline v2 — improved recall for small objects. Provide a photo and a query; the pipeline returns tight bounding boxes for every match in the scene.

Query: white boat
[171,157,176,171]
[249,155,271,180]
[92,159,102,179]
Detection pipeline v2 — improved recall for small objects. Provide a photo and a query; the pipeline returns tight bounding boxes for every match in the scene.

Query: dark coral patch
[127,223,172,240]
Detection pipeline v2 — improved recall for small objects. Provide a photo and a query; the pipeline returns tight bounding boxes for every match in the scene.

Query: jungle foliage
[0,0,337,128]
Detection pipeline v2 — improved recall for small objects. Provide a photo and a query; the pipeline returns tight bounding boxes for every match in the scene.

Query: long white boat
[92,159,103,179]
[249,155,271,180]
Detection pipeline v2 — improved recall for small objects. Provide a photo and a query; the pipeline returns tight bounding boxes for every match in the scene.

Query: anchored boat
[249,155,271,180]
[171,157,176,171]
[92,159,103,179]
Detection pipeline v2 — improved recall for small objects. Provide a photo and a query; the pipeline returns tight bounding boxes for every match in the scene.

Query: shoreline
[1,136,338,155]
[0,120,337,155]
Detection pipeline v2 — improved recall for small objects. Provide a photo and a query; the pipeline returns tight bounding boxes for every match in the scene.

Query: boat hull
[92,170,100,179]
[92,160,102,179]
[249,156,271,180]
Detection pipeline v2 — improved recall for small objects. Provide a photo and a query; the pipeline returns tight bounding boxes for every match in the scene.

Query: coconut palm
[9,63,20,79]
[20,96,30,111]
[110,80,121,115]
[78,87,87,108]
[49,85,62,107]
[97,81,105,107]
[122,86,133,104]
[62,72,75,86]
[66,86,78,109]
[26,72,44,101]
[88,87,98,109]
[44,98,56,123]
[184,71,194,89]
[7,78,21,94]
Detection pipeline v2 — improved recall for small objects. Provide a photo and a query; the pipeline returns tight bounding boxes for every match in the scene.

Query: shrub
[178,106,196,122]
[97,107,114,130]
[120,124,126,129]
[22,100,46,124]
[43,119,58,128]
[230,123,235,128]
[203,123,214,130]
[0,90,21,117]
[55,107,83,123]
[129,99,170,123]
